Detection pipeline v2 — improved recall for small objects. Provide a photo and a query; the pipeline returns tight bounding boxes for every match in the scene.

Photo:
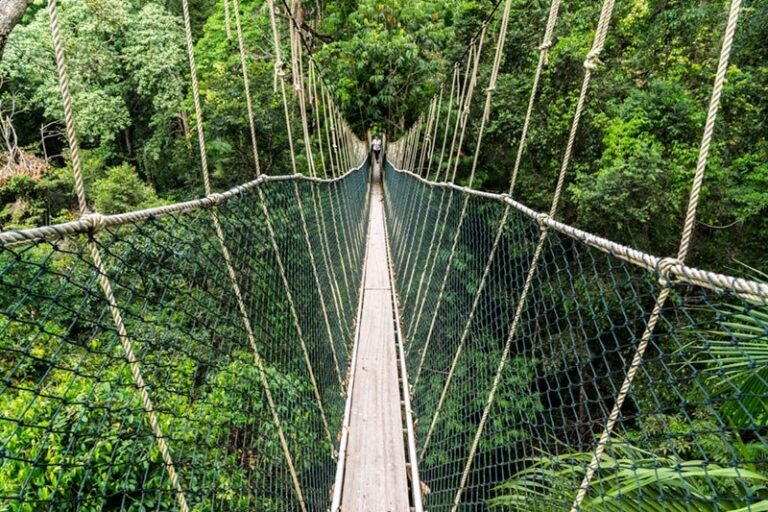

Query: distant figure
[372,135,382,165]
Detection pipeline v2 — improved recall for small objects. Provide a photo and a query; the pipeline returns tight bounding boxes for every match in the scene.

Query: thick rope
[401,68,459,321]
[306,61,353,345]
[416,2,513,386]
[412,24,489,384]
[451,0,617,507]
[289,22,349,369]
[420,0,561,458]
[396,91,444,286]
[47,2,190,510]
[406,42,480,343]
[180,0,309,507]
[570,0,742,509]
[232,0,261,175]
[264,0,337,440]
[223,0,232,39]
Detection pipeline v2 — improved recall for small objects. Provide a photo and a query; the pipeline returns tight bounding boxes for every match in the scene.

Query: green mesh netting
[0,163,369,511]
[383,159,768,512]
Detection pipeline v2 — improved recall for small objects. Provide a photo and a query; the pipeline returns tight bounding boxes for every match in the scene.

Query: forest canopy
[1,0,765,272]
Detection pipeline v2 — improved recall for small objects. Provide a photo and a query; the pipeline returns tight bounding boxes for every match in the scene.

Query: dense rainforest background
[1,0,768,510]
[1,0,765,271]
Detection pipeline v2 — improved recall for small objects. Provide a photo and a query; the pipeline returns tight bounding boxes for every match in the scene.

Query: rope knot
[538,40,553,66]
[536,212,550,229]
[486,85,496,93]
[656,257,681,287]
[83,212,106,233]
[209,193,226,206]
[583,49,603,70]
[274,60,286,77]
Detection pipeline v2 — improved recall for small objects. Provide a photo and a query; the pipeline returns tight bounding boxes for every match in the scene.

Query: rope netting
[384,161,768,510]
[0,165,370,510]
[1,0,371,509]
[382,0,768,509]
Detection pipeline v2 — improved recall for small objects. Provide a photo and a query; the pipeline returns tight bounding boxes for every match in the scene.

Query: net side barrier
[0,162,370,511]
[383,160,768,511]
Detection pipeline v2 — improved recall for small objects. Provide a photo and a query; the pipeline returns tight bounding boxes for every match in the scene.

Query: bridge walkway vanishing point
[335,162,418,511]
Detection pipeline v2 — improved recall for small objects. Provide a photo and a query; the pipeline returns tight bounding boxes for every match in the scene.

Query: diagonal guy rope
[419,0,562,459]
[180,0,309,508]
[46,1,189,511]
[450,0,618,507]
[569,0,742,509]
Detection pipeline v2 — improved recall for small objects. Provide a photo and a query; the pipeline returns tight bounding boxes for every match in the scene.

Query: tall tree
[0,0,32,61]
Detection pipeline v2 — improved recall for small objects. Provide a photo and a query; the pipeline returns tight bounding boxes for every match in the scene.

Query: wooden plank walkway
[340,167,410,511]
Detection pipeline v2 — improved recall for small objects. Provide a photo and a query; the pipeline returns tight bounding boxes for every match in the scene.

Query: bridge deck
[340,167,410,510]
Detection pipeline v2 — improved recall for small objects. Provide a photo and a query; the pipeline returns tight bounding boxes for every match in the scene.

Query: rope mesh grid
[384,162,768,511]
[0,165,369,510]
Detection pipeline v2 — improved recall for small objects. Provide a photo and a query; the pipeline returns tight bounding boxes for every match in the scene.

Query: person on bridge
[371,134,382,165]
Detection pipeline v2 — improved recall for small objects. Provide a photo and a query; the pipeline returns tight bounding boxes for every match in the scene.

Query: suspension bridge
[2,0,767,510]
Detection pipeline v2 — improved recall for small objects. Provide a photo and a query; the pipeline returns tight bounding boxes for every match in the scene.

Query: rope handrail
[387,163,768,304]
[0,162,368,247]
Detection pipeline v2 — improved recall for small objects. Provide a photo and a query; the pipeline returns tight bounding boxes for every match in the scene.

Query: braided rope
[400,69,459,322]
[451,0,617,506]
[406,42,479,344]
[46,1,190,510]
[420,0,562,459]
[232,0,261,176]
[396,90,444,292]
[263,0,336,443]
[570,1,743,509]
[412,25,489,385]
[180,0,311,507]
[223,0,232,39]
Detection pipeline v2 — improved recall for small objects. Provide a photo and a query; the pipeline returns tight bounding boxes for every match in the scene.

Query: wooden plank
[341,179,410,511]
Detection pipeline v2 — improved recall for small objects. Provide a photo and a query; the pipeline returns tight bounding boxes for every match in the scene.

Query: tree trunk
[0,0,33,63]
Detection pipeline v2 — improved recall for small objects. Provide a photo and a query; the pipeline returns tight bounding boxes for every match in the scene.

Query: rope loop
[209,193,226,206]
[275,60,287,77]
[536,212,550,231]
[656,257,681,287]
[537,40,553,51]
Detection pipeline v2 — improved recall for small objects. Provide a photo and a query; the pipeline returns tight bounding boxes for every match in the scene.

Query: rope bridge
[2,0,768,510]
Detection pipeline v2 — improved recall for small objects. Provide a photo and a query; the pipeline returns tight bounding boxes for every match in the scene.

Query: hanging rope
[570,0,743,509]
[180,0,311,506]
[46,2,190,511]
[419,0,562,460]
[406,41,481,345]
[411,25,488,383]
[449,0,618,506]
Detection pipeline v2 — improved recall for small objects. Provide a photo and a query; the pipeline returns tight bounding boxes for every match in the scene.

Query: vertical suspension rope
[412,22,491,386]
[46,1,189,510]
[401,69,459,323]
[232,0,260,175]
[570,1,742,509]
[396,91,443,277]
[406,38,482,344]
[286,10,350,368]
[179,0,308,507]
[451,0,618,507]
[264,0,337,439]
[419,0,562,460]
[223,0,232,39]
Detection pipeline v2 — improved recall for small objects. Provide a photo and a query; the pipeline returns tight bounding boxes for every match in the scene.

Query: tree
[0,0,32,62]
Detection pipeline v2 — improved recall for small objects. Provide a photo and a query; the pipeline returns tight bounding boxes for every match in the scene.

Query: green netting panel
[0,164,369,511]
[383,161,768,511]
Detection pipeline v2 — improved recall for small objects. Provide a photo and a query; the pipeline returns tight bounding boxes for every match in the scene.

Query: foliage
[490,440,768,512]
